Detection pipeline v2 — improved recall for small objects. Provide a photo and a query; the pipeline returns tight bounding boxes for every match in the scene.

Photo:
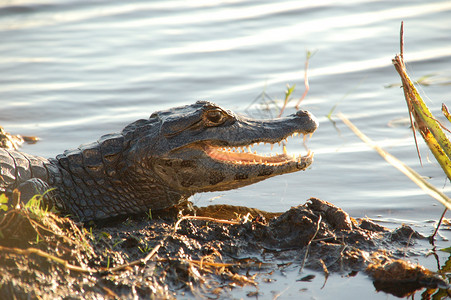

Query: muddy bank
[0,196,449,299]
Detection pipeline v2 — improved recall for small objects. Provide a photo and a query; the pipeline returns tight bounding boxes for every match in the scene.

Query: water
[1,0,450,298]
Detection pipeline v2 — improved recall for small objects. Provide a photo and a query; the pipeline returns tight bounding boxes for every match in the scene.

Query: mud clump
[0,196,448,299]
[367,258,448,298]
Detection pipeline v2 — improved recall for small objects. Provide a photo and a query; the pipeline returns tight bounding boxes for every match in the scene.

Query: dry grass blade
[338,113,451,210]
[0,245,94,273]
[299,214,322,274]
[173,215,241,231]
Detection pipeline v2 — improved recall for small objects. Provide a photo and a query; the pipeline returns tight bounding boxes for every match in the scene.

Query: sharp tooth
[254,151,257,154]
[309,133,313,139]
[292,154,296,160]
[271,144,274,151]
[283,145,287,154]
[303,134,307,143]
[285,138,288,143]
[247,146,252,153]
[293,132,298,137]
[253,159,256,163]
[278,142,281,146]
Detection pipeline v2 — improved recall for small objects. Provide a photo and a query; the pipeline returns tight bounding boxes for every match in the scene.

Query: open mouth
[204,132,313,166]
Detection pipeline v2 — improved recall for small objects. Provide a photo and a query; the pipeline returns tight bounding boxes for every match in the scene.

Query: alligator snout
[295,109,319,134]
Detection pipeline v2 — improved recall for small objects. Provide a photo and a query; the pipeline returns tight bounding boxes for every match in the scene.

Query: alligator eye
[204,109,227,126]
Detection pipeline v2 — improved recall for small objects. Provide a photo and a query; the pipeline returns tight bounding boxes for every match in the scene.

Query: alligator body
[0,101,318,221]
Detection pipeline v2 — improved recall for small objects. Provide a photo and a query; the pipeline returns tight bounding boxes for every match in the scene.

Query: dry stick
[338,242,348,273]
[164,258,235,268]
[398,22,423,166]
[173,215,241,229]
[277,215,325,299]
[402,230,415,258]
[319,259,330,289]
[298,214,322,274]
[107,243,163,273]
[0,245,94,273]
[272,285,291,300]
[0,210,19,233]
[429,207,448,245]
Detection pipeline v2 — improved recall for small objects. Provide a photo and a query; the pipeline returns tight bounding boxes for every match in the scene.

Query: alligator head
[125,101,318,200]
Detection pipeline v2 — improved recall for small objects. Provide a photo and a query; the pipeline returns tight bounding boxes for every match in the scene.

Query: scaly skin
[0,101,318,221]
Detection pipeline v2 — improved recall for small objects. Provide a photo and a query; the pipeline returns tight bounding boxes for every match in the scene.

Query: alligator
[0,101,318,222]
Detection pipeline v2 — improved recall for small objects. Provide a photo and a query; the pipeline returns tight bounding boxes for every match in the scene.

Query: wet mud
[1,195,449,299]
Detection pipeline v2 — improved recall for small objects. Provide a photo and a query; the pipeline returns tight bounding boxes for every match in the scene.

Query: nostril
[295,110,309,117]
[296,110,319,132]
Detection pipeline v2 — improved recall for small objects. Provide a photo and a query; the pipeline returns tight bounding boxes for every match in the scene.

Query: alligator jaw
[203,131,314,170]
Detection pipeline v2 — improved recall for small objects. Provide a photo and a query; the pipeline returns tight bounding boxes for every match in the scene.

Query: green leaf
[0,193,8,204]
[0,194,9,211]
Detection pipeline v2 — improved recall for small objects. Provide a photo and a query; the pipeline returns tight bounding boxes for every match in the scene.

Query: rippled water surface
[1,0,451,298]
